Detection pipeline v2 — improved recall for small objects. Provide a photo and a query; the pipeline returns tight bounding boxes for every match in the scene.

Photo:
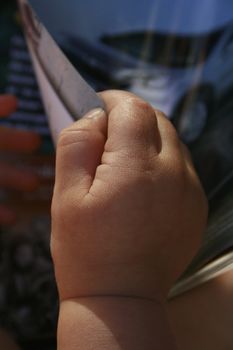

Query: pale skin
[51,90,208,350]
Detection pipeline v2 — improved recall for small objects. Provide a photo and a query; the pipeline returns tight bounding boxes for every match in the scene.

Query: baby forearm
[57,296,177,350]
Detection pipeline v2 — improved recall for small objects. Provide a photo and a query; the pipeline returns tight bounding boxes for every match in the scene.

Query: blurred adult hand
[0,95,41,225]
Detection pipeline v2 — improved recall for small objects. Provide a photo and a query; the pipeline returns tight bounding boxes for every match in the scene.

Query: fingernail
[84,108,105,119]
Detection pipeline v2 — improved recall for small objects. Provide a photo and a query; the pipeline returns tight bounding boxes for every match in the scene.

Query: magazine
[18,0,233,297]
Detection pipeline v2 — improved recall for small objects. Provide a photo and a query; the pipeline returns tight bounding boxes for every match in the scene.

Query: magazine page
[18,0,105,145]
[25,41,74,144]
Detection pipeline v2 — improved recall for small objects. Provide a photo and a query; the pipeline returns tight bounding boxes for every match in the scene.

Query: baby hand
[51,90,208,303]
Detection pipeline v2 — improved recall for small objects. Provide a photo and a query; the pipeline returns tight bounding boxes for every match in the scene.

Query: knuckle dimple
[124,96,154,115]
